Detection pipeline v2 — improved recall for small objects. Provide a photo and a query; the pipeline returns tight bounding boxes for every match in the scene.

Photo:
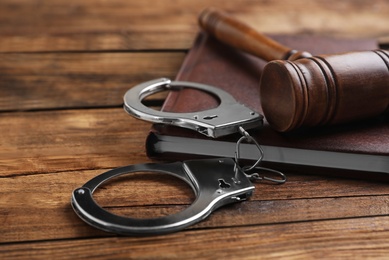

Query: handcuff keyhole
[218,179,231,189]
[203,115,218,120]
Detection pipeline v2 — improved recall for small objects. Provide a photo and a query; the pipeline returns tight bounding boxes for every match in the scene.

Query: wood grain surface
[1,0,389,259]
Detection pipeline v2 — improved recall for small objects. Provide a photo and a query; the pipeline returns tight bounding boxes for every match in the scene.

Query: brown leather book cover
[146,32,389,176]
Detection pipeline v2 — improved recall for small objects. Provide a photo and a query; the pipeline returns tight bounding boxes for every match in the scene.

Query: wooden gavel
[199,8,389,132]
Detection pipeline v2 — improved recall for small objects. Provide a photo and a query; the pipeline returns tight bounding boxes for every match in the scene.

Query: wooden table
[1,1,389,258]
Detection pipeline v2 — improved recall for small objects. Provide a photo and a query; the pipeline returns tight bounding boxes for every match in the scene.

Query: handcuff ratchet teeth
[71,158,255,236]
[123,78,263,138]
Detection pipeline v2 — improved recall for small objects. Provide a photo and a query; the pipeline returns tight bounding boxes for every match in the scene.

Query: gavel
[199,8,389,132]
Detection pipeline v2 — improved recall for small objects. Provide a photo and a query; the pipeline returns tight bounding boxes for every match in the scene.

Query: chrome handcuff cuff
[123,78,263,138]
[72,158,255,236]
[71,78,285,236]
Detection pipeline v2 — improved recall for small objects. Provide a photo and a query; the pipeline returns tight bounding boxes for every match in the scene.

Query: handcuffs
[71,78,286,236]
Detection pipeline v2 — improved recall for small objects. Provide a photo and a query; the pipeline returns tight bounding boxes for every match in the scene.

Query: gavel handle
[199,8,311,61]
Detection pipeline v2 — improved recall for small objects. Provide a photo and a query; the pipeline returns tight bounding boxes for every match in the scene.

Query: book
[146,32,389,178]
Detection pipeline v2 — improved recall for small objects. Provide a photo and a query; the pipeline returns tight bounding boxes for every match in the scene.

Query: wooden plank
[0,52,185,111]
[1,165,389,243]
[2,216,389,258]
[0,0,388,52]
[0,108,151,176]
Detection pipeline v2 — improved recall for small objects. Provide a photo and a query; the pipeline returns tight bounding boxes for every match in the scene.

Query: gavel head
[259,50,389,132]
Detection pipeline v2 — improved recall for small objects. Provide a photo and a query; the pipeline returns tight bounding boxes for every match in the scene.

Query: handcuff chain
[234,126,286,184]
